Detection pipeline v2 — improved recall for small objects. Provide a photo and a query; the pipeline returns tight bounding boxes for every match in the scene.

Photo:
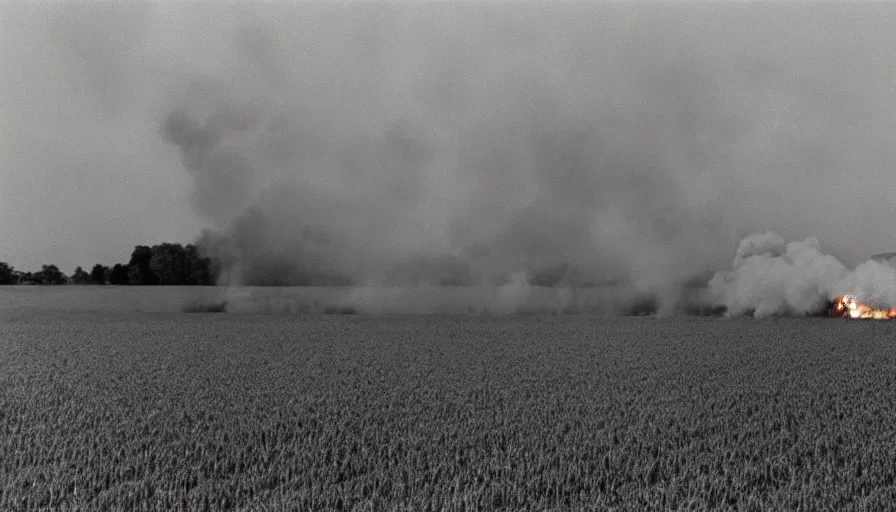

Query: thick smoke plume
[157,4,753,308]
[151,3,896,314]
[710,232,896,318]
[11,3,895,313]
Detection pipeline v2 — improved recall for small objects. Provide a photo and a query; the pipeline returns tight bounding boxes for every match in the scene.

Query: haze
[3,2,895,295]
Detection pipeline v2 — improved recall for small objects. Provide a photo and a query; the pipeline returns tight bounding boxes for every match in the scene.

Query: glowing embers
[831,295,896,319]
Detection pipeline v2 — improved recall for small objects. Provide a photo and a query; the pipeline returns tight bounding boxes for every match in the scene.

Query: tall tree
[70,266,91,285]
[127,246,158,285]
[185,244,215,285]
[0,262,15,284]
[35,265,67,285]
[90,264,109,285]
[149,243,188,285]
[108,263,129,285]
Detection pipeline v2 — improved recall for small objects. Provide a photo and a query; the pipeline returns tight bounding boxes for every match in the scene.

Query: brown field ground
[1,292,895,510]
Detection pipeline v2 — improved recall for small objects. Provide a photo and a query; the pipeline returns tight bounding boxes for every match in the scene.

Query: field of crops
[3,310,896,510]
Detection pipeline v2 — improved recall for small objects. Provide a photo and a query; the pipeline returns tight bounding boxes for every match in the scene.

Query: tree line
[0,243,217,285]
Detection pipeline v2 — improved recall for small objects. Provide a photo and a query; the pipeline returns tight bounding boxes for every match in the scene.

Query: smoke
[157,3,751,308]
[8,3,896,314]
[710,232,896,317]
[834,260,896,310]
[151,4,896,315]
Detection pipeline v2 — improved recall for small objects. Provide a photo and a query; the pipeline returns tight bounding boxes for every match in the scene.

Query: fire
[831,295,896,319]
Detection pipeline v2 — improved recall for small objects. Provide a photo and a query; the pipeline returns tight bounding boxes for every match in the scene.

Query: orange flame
[831,295,896,319]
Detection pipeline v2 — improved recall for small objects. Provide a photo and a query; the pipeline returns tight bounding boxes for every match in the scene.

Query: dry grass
[2,313,894,510]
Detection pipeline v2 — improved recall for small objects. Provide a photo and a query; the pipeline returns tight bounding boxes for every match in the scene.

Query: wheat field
[2,306,895,510]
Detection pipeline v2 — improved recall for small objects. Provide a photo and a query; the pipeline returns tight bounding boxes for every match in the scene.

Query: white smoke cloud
[493,272,532,315]
[710,231,896,317]
[7,2,896,304]
[833,260,896,310]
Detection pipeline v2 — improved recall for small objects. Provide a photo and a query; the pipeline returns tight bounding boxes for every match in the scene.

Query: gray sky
[2,2,896,282]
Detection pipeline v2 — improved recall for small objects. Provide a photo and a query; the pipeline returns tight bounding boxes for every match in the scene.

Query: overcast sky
[2,2,896,278]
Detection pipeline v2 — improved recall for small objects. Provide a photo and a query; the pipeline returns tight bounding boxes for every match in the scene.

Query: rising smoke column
[709,231,896,317]
[156,4,745,303]
[7,3,896,301]
[151,3,896,315]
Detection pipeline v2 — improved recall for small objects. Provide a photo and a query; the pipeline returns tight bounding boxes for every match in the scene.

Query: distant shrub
[321,305,358,315]
[558,305,581,315]
[684,303,728,317]
[514,306,560,316]
[621,296,657,316]
[181,299,228,313]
